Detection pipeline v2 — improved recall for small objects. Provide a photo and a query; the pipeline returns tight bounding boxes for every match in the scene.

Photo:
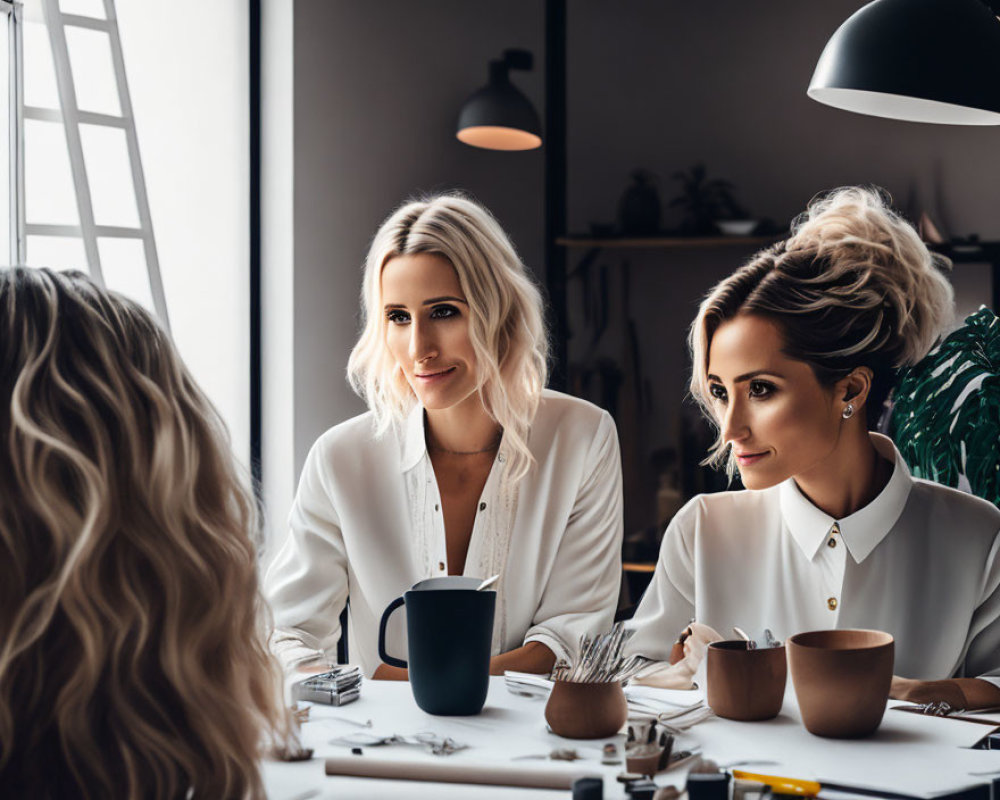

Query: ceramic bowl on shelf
[715,219,758,236]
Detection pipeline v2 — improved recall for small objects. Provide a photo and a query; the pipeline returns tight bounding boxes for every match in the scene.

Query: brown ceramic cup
[706,640,786,721]
[787,629,894,738]
[544,680,628,739]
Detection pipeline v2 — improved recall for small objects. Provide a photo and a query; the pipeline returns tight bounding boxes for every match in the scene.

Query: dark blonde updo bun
[690,186,954,471]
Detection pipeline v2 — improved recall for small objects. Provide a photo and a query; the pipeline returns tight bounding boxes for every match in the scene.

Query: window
[6,0,250,466]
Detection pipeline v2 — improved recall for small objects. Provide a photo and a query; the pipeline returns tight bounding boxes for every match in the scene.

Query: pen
[731,769,822,797]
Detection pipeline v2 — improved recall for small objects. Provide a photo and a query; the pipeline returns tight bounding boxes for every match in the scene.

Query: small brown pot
[544,680,628,739]
[788,629,894,739]
[706,640,786,721]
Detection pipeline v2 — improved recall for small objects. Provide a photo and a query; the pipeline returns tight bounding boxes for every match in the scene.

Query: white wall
[262,0,296,547]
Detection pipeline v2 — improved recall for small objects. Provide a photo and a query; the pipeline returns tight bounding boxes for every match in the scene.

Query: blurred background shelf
[556,235,778,249]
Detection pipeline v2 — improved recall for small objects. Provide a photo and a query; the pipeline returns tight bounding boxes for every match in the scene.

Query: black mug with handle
[378,576,496,715]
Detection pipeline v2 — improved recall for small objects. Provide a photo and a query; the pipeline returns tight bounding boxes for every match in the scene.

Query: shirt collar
[400,402,426,473]
[779,433,912,564]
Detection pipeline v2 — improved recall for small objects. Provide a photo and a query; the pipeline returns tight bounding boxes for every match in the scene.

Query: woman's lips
[735,450,769,467]
[415,366,457,383]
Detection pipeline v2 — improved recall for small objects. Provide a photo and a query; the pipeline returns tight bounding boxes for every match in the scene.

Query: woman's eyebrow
[706,370,785,383]
[383,296,468,310]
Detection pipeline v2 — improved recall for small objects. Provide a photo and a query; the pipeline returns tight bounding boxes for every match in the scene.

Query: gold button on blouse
[827,597,838,610]
[827,537,837,548]
[438,561,445,571]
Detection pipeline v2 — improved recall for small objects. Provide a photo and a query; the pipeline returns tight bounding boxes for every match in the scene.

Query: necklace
[427,429,503,456]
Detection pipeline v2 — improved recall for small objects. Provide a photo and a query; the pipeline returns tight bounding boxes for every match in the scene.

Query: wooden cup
[544,680,628,739]
[787,629,894,738]
[706,640,786,721]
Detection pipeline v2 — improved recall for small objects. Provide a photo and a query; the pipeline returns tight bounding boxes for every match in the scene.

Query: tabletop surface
[262,676,1000,800]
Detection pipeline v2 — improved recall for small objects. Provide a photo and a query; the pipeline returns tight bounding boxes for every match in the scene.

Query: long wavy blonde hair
[0,268,290,798]
[689,186,954,475]
[347,193,548,482]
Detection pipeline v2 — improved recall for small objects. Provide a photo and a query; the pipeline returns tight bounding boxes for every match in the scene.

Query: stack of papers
[624,684,713,730]
[503,671,554,699]
[292,665,362,706]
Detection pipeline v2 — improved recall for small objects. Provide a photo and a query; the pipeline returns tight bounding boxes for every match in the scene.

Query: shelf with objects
[929,240,1000,314]
[555,234,778,249]
[555,235,999,310]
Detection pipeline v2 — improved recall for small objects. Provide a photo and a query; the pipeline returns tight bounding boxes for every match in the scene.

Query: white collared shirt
[627,434,1000,687]
[264,389,623,677]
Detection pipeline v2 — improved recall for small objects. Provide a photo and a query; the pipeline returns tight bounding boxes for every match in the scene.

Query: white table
[262,677,1000,800]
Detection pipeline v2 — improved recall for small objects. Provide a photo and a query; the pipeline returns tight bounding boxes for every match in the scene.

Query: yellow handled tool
[732,770,822,797]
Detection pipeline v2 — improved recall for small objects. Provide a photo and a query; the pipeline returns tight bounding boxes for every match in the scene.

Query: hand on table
[372,663,409,681]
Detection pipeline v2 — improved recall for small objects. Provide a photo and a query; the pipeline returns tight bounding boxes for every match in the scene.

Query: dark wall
[293,0,545,467]
[568,0,1000,237]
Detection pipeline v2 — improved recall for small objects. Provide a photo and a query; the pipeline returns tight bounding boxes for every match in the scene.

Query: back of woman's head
[0,268,288,798]
[348,192,548,481]
[690,186,954,469]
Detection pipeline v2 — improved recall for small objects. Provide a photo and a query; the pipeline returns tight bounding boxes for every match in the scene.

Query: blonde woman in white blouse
[628,187,1000,710]
[265,194,623,679]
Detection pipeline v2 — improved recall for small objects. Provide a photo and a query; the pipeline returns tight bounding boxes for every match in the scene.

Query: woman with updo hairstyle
[265,193,623,680]
[628,187,1000,709]
[0,268,293,798]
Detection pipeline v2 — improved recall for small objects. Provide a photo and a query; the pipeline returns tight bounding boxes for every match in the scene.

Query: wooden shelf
[555,237,1000,261]
[556,235,778,249]
[930,241,1000,263]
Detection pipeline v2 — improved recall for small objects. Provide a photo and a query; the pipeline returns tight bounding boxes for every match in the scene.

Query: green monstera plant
[891,306,1000,507]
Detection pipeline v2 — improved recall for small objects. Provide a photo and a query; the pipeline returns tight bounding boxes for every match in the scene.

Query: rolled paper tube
[324,756,600,790]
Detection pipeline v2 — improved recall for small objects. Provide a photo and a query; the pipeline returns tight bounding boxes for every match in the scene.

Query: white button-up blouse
[264,389,624,677]
[627,434,1000,688]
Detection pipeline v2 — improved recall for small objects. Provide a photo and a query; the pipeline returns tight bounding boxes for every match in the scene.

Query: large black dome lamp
[808,0,1000,125]
[457,49,542,151]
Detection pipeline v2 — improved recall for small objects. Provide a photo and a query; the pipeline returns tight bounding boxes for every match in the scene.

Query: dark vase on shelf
[618,171,661,236]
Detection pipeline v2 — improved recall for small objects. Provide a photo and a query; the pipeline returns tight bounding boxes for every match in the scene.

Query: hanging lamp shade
[808,0,1000,125]
[457,49,542,151]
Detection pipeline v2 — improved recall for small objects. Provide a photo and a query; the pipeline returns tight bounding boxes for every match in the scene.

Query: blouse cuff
[523,630,570,667]
[270,631,332,673]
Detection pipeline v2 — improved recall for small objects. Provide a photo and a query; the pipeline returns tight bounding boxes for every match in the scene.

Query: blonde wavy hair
[0,268,290,798]
[348,193,548,482]
[689,186,954,474]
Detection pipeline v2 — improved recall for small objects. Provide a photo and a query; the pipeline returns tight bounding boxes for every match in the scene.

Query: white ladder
[19,0,168,328]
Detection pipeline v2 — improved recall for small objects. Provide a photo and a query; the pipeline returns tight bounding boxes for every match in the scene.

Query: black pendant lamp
[457,49,542,151]
[808,0,1000,125]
